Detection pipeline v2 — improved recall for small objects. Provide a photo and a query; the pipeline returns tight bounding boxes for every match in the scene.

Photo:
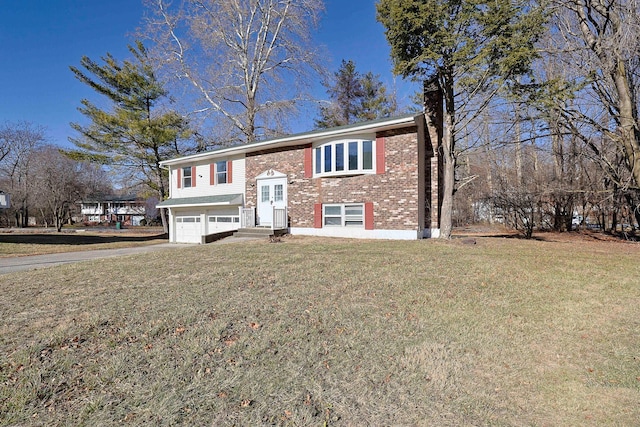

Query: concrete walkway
[0,235,266,275]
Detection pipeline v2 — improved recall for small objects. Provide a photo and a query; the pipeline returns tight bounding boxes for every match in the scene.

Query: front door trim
[256,169,287,226]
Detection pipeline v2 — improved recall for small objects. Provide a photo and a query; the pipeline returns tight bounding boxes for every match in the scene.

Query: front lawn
[1,235,638,425]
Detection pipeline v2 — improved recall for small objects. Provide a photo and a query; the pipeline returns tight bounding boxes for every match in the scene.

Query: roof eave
[156,194,244,209]
[155,202,237,209]
[160,114,420,167]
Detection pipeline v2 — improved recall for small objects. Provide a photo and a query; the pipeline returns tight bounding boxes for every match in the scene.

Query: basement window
[323,204,364,227]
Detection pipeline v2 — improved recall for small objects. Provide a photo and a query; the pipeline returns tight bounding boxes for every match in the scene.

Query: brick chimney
[423,76,443,236]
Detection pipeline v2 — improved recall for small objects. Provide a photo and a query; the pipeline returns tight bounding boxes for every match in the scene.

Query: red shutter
[177,168,182,189]
[365,202,374,230]
[314,203,323,228]
[191,166,197,187]
[210,163,215,185]
[304,145,313,178]
[227,160,233,184]
[376,136,386,174]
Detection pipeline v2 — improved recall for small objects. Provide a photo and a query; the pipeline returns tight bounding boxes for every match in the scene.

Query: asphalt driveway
[0,243,184,275]
[0,235,264,275]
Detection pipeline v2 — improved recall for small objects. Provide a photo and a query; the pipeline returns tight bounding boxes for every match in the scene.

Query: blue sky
[0,0,417,147]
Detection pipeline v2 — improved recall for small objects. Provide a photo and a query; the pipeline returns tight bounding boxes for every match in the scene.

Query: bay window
[313,139,375,177]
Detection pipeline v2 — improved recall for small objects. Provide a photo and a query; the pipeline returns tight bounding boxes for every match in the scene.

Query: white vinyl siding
[172,158,245,199]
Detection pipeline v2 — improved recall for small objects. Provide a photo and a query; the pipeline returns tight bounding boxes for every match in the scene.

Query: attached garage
[157,194,244,244]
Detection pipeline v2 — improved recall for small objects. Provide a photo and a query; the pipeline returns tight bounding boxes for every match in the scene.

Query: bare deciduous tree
[0,122,46,227]
[30,147,85,231]
[11,146,112,231]
[552,0,640,225]
[144,0,325,145]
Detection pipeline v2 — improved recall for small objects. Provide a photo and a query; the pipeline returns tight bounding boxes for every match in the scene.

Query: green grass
[1,235,639,425]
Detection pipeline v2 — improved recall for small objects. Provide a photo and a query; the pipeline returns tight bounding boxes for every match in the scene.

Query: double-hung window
[182,167,192,188]
[215,161,227,184]
[313,139,374,177]
[323,204,364,227]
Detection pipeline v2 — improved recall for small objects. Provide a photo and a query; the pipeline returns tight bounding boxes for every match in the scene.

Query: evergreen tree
[377,0,546,238]
[69,41,191,232]
[315,59,397,129]
[360,71,398,121]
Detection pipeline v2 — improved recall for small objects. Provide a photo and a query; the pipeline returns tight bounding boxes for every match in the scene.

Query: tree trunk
[514,106,523,187]
[54,206,63,232]
[152,157,170,234]
[440,152,455,239]
[612,61,640,188]
[625,193,640,229]
[160,208,169,234]
[438,69,456,239]
[440,110,456,239]
[482,116,495,224]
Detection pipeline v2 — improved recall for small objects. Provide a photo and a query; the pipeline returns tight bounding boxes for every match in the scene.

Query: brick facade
[160,112,442,242]
[245,126,435,232]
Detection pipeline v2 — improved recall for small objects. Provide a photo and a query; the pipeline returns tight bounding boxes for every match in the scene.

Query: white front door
[257,177,287,226]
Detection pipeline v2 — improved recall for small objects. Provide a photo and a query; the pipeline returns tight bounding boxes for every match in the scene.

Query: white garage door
[207,215,240,232]
[206,207,240,233]
[176,216,202,243]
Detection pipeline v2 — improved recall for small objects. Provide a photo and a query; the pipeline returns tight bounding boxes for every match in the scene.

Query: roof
[160,113,420,167]
[156,193,243,209]
[80,195,144,203]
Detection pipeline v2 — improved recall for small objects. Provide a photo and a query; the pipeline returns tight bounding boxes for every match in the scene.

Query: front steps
[233,227,288,239]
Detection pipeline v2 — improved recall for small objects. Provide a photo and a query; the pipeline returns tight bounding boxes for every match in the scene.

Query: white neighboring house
[157,113,444,244]
[0,192,9,209]
[79,196,146,226]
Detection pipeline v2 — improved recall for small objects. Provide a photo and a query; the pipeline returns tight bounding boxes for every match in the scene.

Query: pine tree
[315,60,397,129]
[360,71,398,121]
[377,0,546,238]
[69,41,191,232]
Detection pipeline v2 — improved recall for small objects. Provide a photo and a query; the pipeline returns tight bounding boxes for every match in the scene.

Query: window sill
[313,171,375,179]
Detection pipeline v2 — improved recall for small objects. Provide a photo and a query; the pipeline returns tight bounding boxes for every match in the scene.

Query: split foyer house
[79,196,146,226]
[157,111,443,243]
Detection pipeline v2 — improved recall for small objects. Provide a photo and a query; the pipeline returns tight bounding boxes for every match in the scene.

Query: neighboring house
[0,191,9,209]
[157,112,443,243]
[79,195,146,226]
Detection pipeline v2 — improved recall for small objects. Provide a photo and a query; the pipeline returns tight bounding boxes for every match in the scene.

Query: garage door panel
[207,215,240,232]
[176,216,202,243]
